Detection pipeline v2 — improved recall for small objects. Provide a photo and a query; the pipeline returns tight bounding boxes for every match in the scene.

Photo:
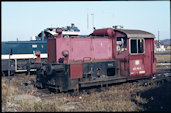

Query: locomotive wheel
[36,69,46,89]
[36,78,46,89]
[35,82,45,89]
[35,74,46,89]
[2,71,15,76]
[26,62,30,75]
[73,84,79,95]
[46,63,53,75]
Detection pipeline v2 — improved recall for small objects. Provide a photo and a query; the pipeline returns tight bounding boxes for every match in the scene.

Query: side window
[138,39,144,53]
[116,37,127,51]
[130,39,137,53]
[130,39,144,54]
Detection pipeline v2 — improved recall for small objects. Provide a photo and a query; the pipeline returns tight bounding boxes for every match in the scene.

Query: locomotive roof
[114,29,155,38]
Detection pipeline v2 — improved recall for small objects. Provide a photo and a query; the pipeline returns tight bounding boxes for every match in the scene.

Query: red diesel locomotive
[35,27,156,92]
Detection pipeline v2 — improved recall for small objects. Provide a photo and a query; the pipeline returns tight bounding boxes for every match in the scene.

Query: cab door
[115,36,129,76]
[129,38,146,77]
[144,39,154,76]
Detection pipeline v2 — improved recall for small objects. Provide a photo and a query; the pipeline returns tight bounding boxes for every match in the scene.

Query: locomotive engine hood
[91,28,115,37]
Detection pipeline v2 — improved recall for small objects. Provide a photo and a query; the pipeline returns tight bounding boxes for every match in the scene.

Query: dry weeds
[1,68,169,112]
[155,55,171,63]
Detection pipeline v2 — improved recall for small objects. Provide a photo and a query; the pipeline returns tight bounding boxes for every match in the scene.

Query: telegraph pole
[87,13,89,29]
[91,13,94,29]
[158,31,160,53]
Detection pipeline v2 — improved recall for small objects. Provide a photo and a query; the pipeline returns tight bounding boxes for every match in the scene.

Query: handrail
[83,57,92,62]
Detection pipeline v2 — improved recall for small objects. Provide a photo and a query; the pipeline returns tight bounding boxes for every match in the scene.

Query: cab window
[130,39,144,54]
[116,37,127,51]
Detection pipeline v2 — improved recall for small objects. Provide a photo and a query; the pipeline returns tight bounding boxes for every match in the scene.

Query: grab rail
[83,57,92,62]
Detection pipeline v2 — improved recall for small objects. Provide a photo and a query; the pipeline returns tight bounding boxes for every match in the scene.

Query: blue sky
[2,1,170,41]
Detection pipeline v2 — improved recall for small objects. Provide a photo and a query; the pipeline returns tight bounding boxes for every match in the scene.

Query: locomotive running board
[79,76,153,88]
[79,76,128,88]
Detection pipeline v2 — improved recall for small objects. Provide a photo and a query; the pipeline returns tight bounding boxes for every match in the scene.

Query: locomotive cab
[114,29,156,77]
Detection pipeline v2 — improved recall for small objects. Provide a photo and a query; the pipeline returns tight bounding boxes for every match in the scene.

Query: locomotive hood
[91,28,115,37]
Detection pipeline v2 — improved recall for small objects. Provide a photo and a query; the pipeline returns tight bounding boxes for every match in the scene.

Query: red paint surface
[92,38,112,59]
[71,38,92,61]
[129,58,145,76]
[52,37,113,63]
[47,38,56,63]
[144,39,154,76]
[128,39,156,77]
[35,51,41,63]
[70,64,82,79]
[119,61,129,76]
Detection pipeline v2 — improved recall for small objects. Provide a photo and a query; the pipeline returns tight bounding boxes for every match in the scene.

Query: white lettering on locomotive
[135,60,140,65]
[139,70,145,74]
[133,66,142,71]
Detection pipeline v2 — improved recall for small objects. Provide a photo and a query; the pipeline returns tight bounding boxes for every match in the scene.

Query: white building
[154,40,166,51]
